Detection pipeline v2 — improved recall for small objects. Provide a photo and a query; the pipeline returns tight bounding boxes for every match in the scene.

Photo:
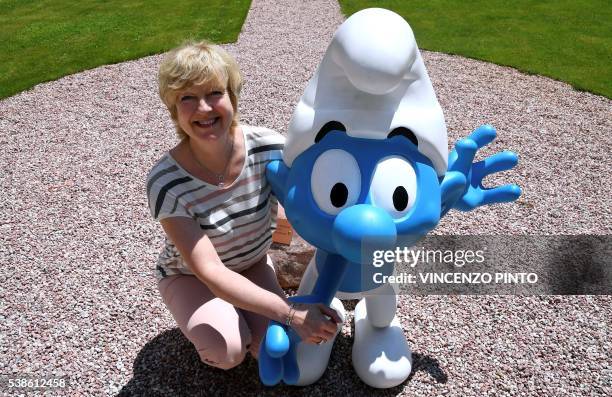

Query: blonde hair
[158,41,243,140]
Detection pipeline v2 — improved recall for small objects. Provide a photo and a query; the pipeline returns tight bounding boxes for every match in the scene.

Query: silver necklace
[189,136,234,187]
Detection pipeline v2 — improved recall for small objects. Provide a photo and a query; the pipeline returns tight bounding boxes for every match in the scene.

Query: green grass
[0,0,251,99]
[339,0,612,98]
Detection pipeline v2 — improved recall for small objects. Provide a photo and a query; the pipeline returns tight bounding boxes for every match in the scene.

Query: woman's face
[175,82,234,142]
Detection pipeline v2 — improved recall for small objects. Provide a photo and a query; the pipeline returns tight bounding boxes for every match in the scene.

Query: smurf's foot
[352,298,412,388]
[294,297,346,385]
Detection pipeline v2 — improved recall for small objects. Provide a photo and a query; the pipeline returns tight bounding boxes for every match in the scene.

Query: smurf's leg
[291,251,346,385]
[364,283,397,328]
[292,297,345,385]
[352,282,412,388]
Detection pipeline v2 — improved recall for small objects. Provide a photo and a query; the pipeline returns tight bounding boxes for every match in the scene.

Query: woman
[146,41,340,370]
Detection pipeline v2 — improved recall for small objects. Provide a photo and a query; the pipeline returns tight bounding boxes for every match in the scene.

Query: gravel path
[1,0,610,395]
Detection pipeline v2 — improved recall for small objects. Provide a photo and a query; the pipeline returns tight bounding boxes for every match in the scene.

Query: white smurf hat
[283,8,448,176]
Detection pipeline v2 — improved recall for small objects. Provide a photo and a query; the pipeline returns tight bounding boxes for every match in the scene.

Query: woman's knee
[191,324,248,370]
[199,348,246,370]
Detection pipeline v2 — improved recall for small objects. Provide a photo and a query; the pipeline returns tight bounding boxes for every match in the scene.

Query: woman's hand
[289,303,342,344]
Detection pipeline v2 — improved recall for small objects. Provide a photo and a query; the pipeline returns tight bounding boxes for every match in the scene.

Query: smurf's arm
[266,160,290,207]
[259,252,348,386]
[440,125,522,217]
[301,253,349,306]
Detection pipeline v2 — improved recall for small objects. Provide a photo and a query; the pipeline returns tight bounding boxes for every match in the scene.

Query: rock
[269,232,314,289]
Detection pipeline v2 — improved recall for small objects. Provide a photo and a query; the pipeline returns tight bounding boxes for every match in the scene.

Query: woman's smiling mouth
[194,118,219,128]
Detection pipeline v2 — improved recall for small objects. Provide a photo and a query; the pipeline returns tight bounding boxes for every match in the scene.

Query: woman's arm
[160,216,340,342]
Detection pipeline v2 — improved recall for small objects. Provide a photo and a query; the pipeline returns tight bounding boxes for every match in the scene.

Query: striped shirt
[146,125,285,279]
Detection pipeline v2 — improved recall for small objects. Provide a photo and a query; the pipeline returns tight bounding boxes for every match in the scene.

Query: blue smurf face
[281,127,441,263]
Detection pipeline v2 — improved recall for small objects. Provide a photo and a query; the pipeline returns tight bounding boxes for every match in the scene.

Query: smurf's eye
[392,186,409,211]
[330,183,348,207]
[311,149,361,215]
[370,156,417,219]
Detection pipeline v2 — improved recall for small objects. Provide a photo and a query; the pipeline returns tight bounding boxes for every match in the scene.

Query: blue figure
[259,8,521,388]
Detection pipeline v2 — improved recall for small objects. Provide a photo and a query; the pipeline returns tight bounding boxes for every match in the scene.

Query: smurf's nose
[332,204,397,263]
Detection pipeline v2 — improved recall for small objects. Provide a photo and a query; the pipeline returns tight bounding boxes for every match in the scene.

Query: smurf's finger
[469,124,497,149]
[475,151,519,178]
[449,138,478,174]
[448,148,458,170]
[456,190,481,211]
[440,171,467,216]
[481,184,522,206]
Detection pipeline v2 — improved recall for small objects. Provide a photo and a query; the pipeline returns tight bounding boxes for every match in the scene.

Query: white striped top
[146,125,285,279]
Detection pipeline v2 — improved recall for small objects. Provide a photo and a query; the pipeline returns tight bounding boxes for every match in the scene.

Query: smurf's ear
[315,121,347,143]
[266,160,290,206]
[388,127,418,147]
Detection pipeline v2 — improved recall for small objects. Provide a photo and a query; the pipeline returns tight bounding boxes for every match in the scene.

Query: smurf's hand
[258,319,295,386]
[259,295,335,386]
[441,125,521,216]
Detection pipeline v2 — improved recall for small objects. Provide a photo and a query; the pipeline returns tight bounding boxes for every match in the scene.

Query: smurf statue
[259,8,521,388]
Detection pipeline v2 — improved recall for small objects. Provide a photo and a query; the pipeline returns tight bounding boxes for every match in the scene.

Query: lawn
[0,0,251,99]
[339,0,612,99]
